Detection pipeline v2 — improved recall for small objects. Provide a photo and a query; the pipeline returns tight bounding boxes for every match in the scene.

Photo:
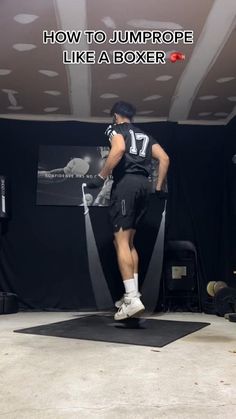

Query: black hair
[110,101,136,120]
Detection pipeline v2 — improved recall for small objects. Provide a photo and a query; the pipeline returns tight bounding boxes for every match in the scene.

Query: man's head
[110,101,136,124]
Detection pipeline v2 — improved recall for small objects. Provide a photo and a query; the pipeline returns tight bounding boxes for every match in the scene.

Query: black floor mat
[14,315,210,347]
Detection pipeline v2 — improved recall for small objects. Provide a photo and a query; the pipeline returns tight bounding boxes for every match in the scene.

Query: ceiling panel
[189,29,236,120]
[0,0,71,115]
[0,0,236,125]
[87,0,214,118]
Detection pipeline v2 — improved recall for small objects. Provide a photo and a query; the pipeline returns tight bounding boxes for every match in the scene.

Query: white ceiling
[0,0,236,125]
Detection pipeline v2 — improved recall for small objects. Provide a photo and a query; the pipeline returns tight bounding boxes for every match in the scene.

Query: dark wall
[0,117,234,310]
[226,117,236,276]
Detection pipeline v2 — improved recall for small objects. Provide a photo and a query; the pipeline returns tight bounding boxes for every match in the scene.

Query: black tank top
[106,122,157,182]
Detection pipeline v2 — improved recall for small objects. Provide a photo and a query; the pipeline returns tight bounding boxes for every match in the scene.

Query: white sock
[134,273,139,293]
[123,278,136,297]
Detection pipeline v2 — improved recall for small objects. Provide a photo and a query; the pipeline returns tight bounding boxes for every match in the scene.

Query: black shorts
[109,174,150,232]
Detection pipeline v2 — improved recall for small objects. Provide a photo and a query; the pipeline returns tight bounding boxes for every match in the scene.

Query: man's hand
[155,189,168,199]
[104,124,113,138]
[86,174,105,189]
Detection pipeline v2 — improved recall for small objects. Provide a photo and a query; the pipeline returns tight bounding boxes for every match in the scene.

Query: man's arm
[99,134,125,179]
[152,143,170,191]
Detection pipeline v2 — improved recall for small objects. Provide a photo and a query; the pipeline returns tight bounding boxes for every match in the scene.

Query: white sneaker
[115,292,141,308]
[114,296,145,321]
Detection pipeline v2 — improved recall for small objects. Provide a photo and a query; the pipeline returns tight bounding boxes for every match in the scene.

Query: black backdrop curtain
[166,123,233,294]
[0,117,234,310]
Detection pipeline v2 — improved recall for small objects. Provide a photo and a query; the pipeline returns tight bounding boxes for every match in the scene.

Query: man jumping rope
[87,101,169,320]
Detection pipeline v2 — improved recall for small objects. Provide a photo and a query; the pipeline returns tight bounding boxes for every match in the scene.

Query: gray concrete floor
[0,311,236,419]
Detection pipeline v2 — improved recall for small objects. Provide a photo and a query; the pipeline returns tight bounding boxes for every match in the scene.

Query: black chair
[162,240,202,312]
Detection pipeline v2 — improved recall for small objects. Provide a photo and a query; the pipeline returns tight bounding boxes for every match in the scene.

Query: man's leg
[114,228,134,283]
[114,229,139,307]
[113,229,138,279]
[113,227,144,320]
[129,229,139,291]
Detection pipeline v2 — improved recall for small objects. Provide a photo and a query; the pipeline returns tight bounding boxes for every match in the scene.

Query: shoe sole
[131,307,145,318]
[114,306,145,321]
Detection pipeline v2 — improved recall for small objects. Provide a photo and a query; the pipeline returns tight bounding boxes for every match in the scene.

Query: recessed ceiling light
[2,89,18,106]
[44,90,61,96]
[214,112,228,117]
[156,75,172,81]
[198,112,212,116]
[44,107,59,112]
[108,73,127,80]
[216,77,234,83]
[8,106,23,110]
[13,43,36,51]
[102,17,116,29]
[198,95,218,100]
[14,14,39,24]
[143,95,162,101]
[39,70,59,77]
[127,19,182,30]
[0,69,12,76]
[100,93,119,99]
[2,89,18,94]
[2,90,19,109]
[228,96,236,102]
[103,109,110,114]
[137,110,154,115]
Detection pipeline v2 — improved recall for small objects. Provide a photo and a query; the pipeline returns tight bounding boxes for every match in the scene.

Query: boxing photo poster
[37,145,112,206]
[36,145,161,206]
